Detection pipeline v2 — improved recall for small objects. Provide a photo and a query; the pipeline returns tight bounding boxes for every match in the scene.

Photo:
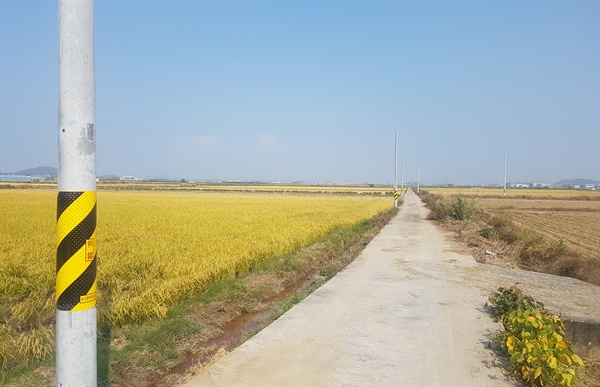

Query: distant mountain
[16,166,57,176]
[554,178,598,186]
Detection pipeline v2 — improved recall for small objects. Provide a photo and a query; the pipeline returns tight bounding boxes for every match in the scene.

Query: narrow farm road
[184,189,522,386]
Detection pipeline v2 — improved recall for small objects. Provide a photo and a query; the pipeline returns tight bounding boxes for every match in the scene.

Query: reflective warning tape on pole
[56,191,97,311]
[394,190,399,201]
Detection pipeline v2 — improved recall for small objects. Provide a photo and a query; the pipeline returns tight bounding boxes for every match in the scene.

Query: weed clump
[487,216,519,243]
[488,286,584,386]
[479,227,494,239]
[488,286,542,322]
[450,196,477,221]
[418,191,477,221]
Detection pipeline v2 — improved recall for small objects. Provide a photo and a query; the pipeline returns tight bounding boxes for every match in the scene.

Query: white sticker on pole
[86,123,95,142]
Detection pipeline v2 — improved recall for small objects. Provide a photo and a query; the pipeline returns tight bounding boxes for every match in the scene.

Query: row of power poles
[394,130,419,208]
[392,135,507,202]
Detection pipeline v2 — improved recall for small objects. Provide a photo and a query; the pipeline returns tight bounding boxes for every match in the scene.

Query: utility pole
[417,166,420,193]
[503,148,507,196]
[400,159,404,194]
[394,130,398,207]
[56,1,97,386]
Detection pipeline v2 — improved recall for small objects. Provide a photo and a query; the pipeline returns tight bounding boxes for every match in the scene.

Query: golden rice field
[0,182,391,195]
[98,182,391,195]
[0,189,391,369]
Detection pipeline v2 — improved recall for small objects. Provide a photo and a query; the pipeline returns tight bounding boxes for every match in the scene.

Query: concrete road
[183,190,520,386]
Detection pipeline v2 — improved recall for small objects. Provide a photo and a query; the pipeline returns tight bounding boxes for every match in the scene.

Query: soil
[478,198,600,261]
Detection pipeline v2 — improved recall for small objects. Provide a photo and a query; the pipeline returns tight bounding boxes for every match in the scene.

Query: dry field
[425,187,600,200]
[426,188,600,262]
[479,198,600,262]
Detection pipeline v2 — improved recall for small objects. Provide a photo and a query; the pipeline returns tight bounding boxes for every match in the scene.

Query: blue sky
[1,1,598,185]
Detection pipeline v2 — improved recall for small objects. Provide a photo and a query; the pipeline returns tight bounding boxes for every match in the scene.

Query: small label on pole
[85,237,96,262]
[80,293,97,304]
[86,123,95,142]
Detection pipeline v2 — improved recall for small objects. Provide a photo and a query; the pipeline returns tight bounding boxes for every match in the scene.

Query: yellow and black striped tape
[394,190,399,200]
[56,191,97,311]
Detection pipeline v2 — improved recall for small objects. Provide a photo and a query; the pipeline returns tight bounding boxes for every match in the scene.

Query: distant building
[0,174,32,182]
[30,175,54,182]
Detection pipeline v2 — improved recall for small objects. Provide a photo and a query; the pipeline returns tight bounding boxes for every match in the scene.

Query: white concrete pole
[56,1,97,386]
[400,159,404,193]
[417,166,420,193]
[394,130,398,207]
[503,148,507,196]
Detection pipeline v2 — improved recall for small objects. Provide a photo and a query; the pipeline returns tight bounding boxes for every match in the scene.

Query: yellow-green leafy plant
[489,287,584,386]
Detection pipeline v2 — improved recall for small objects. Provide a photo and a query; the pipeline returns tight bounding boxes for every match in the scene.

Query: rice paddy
[0,189,391,370]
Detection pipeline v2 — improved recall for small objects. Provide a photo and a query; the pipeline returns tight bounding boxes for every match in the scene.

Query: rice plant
[0,189,391,369]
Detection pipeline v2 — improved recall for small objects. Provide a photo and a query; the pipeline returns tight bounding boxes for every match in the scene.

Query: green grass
[0,355,54,387]
[271,287,315,321]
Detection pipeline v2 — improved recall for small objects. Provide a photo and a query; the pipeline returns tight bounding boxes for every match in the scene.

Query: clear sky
[1,1,598,185]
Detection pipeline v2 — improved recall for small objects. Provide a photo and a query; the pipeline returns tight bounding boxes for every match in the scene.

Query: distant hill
[16,166,57,176]
[554,178,598,186]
